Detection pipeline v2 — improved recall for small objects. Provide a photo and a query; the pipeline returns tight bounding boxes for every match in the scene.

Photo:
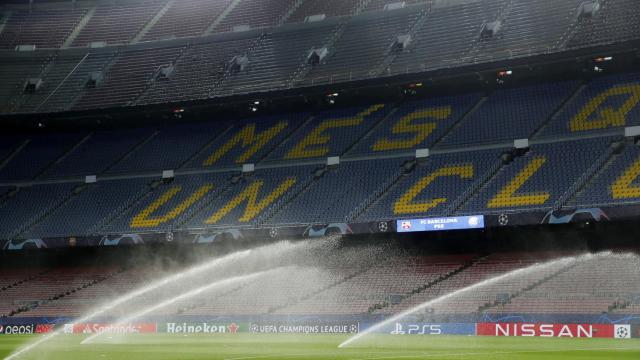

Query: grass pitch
[1,334,640,360]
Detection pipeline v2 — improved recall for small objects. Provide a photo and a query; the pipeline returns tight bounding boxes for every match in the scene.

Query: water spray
[5,240,312,359]
[338,253,598,348]
[81,268,280,344]
[4,247,258,360]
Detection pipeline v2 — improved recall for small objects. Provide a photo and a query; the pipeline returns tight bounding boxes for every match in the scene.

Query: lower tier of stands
[2,250,637,318]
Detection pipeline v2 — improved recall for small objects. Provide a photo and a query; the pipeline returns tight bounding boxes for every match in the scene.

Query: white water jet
[82,268,281,344]
[338,252,601,348]
[5,240,307,360]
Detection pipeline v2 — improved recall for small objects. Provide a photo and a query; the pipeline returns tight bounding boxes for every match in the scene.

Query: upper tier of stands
[0,72,640,238]
[0,0,637,114]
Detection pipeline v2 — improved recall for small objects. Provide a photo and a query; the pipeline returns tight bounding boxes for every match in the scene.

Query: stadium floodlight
[594,56,613,62]
[326,92,339,104]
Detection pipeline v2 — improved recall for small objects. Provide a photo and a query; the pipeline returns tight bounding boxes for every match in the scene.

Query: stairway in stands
[7,266,125,317]
[368,255,482,313]
[477,259,579,313]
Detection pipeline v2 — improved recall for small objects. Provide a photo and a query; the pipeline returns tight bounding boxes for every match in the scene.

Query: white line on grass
[353,347,639,360]
[224,353,337,360]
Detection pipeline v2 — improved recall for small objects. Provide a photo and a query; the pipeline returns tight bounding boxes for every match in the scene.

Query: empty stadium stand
[213,0,296,33]
[300,10,422,85]
[0,0,635,113]
[568,0,640,49]
[3,251,635,318]
[2,70,640,240]
[356,149,503,222]
[286,0,364,24]
[72,0,167,47]
[73,46,186,110]
[437,82,579,147]
[473,0,585,61]
[460,137,615,214]
[489,254,640,314]
[537,72,640,138]
[19,51,118,113]
[388,0,504,74]
[0,6,86,49]
[142,0,233,41]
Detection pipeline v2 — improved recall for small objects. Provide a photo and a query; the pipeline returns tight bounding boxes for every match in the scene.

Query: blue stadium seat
[185,165,316,228]
[459,137,613,214]
[438,82,578,147]
[0,183,76,239]
[267,159,404,225]
[106,122,228,174]
[357,149,503,222]
[24,178,152,238]
[266,104,391,160]
[42,128,154,178]
[0,132,86,182]
[103,171,233,234]
[348,93,480,155]
[537,73,640,138]
[575,143,640,207]
[183,113,309,169]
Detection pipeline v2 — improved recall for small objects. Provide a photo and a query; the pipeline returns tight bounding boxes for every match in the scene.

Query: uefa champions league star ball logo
[615,324,631,339]
[498,213,509,226]
[378,221,388,232]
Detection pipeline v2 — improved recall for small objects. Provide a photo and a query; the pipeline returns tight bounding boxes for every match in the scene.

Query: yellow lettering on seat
[203,121,288,166]
[131,184,214,228]
[611,157,640,199]
[205,177,296,224]
[569,84,640,132]
[285,104,385,159]
[487,157,550,208]
[393,164,473,215]
[372,106,452,151]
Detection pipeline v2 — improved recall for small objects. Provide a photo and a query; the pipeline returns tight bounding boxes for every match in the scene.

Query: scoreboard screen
[397,215,485,233]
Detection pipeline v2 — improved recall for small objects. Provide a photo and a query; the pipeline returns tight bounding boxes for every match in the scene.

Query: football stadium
[0,0,640,359]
